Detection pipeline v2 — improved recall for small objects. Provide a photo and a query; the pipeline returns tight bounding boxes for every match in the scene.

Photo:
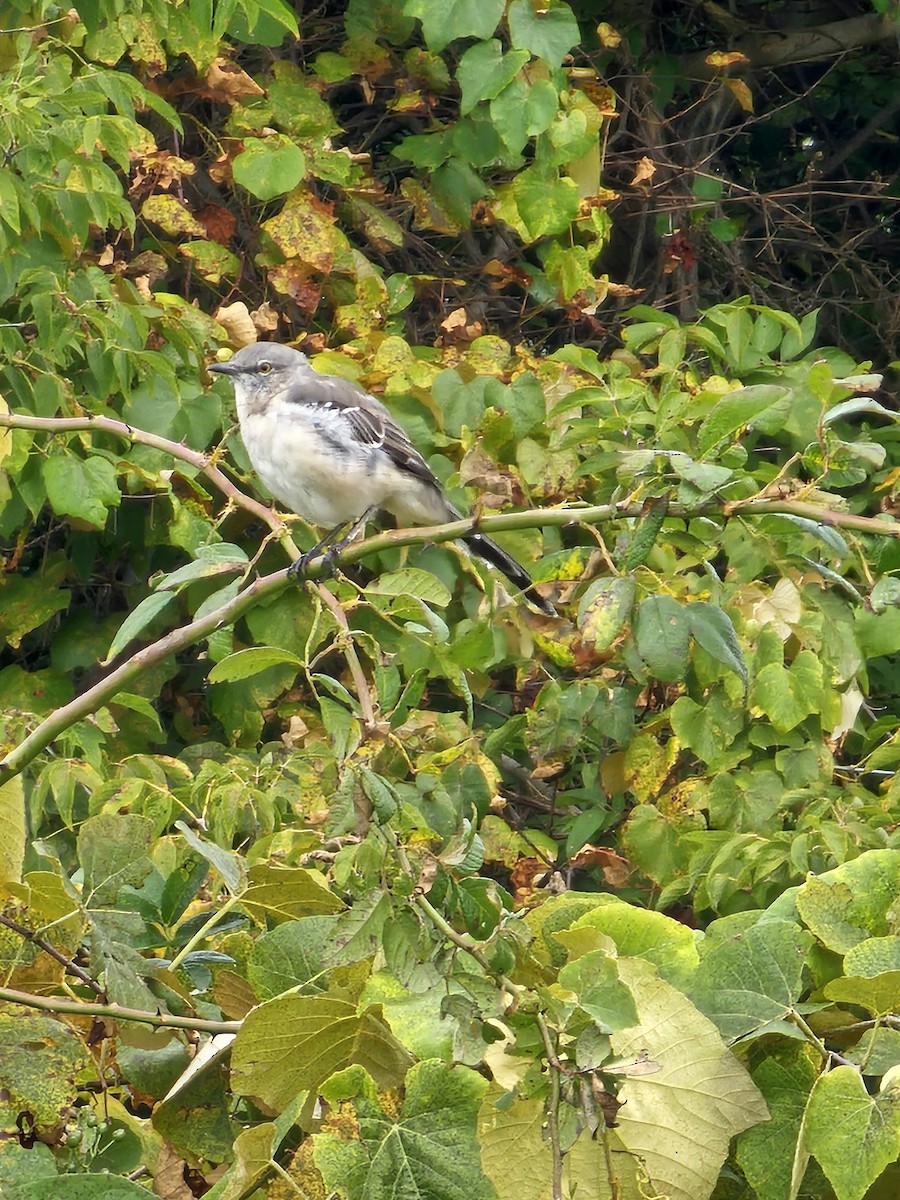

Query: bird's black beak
[208,361,238,376]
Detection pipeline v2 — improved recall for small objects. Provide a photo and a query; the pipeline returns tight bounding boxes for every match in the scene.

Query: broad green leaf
[804,1067,900,1200]
[687,601,747,685]
[689,919,813,1041]
[557,951,639,1032]
[697,385,793,455]
[14,1177,155,1199]
[42,454,120,529]
[403,0,505,53]
[578,575,635,649]
[634,594,691,681]
[232,136,307,201]
[569,899,701,990]
[178,239,240,282]
[752,649,825,732]
[480,1089,647,1200]
[175,820,247,895]
[457,40,529,115]
[669,692,744,768]
[735,1042,819,1200]
[231,997,414,1108]
[507,0,580,65]
[358,974,455,1062]
[0,1016,90,1141]
[365,568,451,607]
[611,957,768,1200]
[323,890,393,967]
[314,1060,493,1200]
[824,971,900,1017]
[0,777,25,885]
[247,915,337,999]
[795,849,900,953]
[621,498,668,570]
[104,591,177,663]
[241,864,344,923]
[77,813,154,908]
[208,645,303,683]
[509,166,580,240]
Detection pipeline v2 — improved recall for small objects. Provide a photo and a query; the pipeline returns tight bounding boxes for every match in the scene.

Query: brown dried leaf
[252,302,281,334]
[630,156,657,187]
[568,844,632,887]
[153,1142,194,1200]
[204,56,265,103]
[267,264,322,314]
[214,302,257,348]
[196,203,237,245]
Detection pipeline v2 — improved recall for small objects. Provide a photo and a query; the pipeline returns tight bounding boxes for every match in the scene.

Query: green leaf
[577,575,635,649]
[687,602,747,685]
[232,136,307,201]
[690,919,814,1041]
[247,915,337,999]
[0,1015,91,1143]
[751,649,825,732]
[231,997,414,1108]
[77,813,154,908]
[42,454,120,529]
[507,0,580,65]
[456,40,530,115]
[208,646,303,683]
[365,568,452,608]
[794,850,900,954]
[313,1060,493,1200]
[697,385,793,455]
[635,595,691,682]
[557,951,639,1032]
[610,957,769,1200]
[0,777,25,886]
[175,820,247,895]
[13,1175,156,1199]
[104,591,177,663]
[156,544,249,591]
[804,1066,900,1200]
[509,166,580,240]
[736,1042,820,1200]
[403,0,505,53]
[569,899,701,990]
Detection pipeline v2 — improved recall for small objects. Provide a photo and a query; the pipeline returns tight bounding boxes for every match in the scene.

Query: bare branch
[0,984,241,1033]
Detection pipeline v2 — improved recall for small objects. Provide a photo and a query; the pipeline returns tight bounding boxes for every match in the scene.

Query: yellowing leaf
[725,77,754,113]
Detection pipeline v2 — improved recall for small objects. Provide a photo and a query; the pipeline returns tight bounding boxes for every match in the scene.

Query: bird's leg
[287,506,378,579]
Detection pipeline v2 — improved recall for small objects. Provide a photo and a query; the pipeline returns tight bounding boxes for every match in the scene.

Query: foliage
[0,3,899,1200]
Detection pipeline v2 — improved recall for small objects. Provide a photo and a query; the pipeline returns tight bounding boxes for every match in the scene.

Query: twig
[537,1012,564,1200]
[0,913,103,995]
[0,985,241,1033]
[0,410,281,530]
[312,582,378,732]
[0,567,291,784]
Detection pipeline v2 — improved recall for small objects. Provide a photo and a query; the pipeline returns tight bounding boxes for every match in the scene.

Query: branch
[0,567,291,784]
[0,410,281,531]
[0,985,241,1033]
[0,913,103,995]
[682,13,898,78]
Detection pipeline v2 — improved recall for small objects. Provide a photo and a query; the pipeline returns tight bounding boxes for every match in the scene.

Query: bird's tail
[463,531,556,616]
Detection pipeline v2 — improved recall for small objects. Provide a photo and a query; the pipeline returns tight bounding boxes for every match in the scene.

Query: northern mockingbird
[209,342,554,615]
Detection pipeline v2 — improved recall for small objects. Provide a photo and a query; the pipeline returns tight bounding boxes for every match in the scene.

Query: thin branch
[0,567,292,784]
[0,410,281,530]
[0,985,242,1033]
[536,1012,565,1200]
[0,913,103,995]
[312,582,379,732]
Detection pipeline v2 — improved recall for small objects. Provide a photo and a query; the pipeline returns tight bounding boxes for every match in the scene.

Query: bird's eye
[259,361,273,374]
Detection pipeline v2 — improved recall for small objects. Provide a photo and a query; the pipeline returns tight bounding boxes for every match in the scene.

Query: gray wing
[282,372,438,487]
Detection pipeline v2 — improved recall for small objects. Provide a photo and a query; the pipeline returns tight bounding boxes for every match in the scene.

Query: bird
[209,342,554,615]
